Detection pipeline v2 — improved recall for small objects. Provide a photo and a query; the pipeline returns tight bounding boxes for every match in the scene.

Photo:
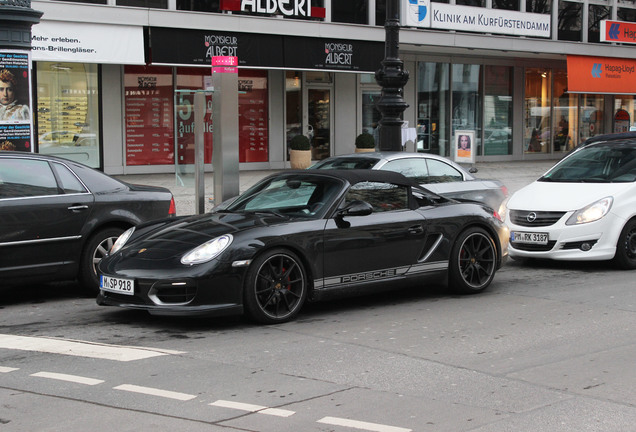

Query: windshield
[540,144,636,183]
[311,157,379,170]
[226,175,343,218]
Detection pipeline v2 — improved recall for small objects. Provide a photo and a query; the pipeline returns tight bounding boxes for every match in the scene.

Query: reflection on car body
[98,170,509,324]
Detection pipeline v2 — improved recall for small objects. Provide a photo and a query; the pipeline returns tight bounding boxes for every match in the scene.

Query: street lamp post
[375,0,409,152]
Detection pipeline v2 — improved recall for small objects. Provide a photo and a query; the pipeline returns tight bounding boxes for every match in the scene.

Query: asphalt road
[1,258,635,431]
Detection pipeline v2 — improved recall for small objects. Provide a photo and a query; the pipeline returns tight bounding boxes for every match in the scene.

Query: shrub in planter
[355,132,376,153]
[289,135,311,169]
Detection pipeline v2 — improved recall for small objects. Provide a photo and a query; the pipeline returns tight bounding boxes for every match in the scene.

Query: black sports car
[0,151,176,294]
[97,170,509,324]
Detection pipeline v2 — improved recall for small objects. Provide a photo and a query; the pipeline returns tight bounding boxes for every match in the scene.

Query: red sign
[212,56,238,74]
[567,55,636,94]
[601,20,636,44]
[220,0,325,18]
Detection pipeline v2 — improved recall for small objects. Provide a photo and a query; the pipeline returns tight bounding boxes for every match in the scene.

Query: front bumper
[507,211,624,261]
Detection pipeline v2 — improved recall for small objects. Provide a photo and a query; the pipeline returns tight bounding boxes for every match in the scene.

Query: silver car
[311,152,508,217]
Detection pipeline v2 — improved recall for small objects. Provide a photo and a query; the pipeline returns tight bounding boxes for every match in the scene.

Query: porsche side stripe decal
[316,261,448,288]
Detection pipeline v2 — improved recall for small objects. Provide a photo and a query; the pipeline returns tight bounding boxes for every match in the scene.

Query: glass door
[306,88,332,161]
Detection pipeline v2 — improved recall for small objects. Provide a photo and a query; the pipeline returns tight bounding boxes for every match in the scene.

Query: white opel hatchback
[507,133,636,269]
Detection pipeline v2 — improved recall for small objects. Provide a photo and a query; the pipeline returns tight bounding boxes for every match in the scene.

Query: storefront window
[176,0,219,12]
[589,5,610,43]
[553,70,577,152]
[361,90,381,146]
[286,71,302,158]
[56,0,107,3]
[452,63,481,157]
[558,1,582,41]
[176,68,213,166]
[124,65,174,166]
[417,62,450,156]
[332,0,368,24]
[579,94,604,142]
[456,0,484,6]
[614,96,636,132]
[36,62,101,168]
[375,0,386,26]
[483,65,512,155]
[618,8,636,22]
[238,70,269,162]
[524,68,551,154]
[116,0,167,7]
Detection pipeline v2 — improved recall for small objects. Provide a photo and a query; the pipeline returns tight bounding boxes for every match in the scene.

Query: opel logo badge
[526,212,537,223]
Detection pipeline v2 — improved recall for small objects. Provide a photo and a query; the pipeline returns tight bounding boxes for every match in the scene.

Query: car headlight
[566,197,613,225]
[110,227,135,255]
[181,234,233,265]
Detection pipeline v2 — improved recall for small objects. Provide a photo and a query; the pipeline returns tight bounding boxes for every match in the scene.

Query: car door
[0,157,93,280]
[321,181,427,289]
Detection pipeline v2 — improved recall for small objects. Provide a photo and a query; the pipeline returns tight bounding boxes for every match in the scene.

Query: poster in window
[0,50,33,152]
[124,65,174,165]
[454,130,475,164]
[239,70,268,162]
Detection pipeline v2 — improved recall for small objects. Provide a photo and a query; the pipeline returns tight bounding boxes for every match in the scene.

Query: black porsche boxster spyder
[97,170,509,324]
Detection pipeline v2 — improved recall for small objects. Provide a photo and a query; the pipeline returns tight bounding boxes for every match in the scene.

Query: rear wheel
[614,219,636,270]
[243,249,308,324]
[79,227,124,295]
[449,227,497,294]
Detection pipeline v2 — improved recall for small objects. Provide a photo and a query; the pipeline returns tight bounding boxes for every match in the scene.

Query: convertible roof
[281,169,420,187]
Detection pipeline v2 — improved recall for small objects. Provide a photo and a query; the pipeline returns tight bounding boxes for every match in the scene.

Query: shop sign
[567,55,636,94]
[212,56,238,74]
[614,109,630,133]
[601,20,636,44]
[402,1,550,38]
[151,28,283,67]
[0,50,33,152]
[284,37,384,72]
[31,22,145,64]
[220,0,325,19]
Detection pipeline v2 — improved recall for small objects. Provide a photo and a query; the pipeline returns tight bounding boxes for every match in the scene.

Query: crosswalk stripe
[114,384,196,401]
[0,334,184,362]
[210,400,295,417]
[0,366,19,373]
[317,416,412,432]
[31,371,104,386]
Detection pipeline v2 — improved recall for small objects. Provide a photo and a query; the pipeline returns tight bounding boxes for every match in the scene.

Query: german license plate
[511,231,549,245]
[100,275,134,295]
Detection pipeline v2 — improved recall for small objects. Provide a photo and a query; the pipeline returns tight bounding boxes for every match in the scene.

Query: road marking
[317,416,412,432]
[0,334,184,362]
[114,384,196,401]
[0,366,19,373]
[31,371,104,386]
[210,400,295,417]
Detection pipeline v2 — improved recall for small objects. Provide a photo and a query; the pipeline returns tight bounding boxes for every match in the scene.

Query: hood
[118,211,287,260]
[508,181,633,211]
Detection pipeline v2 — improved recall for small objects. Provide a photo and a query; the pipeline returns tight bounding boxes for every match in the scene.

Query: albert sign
[220,0,326,19]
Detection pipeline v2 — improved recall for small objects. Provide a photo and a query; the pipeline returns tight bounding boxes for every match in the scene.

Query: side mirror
[337,200,374,218]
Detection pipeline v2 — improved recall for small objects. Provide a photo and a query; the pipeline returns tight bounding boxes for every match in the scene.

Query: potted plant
[289,134,311,169]
[355,132,376,153]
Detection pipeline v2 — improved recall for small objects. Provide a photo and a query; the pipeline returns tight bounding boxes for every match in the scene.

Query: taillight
[168,197,176,216]
[501,185,509,197]
[493,211,503,222]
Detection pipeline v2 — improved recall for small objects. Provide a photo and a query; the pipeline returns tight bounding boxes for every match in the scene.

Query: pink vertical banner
[211,56,238,74]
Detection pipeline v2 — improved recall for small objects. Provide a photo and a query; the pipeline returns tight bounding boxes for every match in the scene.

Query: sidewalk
[115,160,556,216]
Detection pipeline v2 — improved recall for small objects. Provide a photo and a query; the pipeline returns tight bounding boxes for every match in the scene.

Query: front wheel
[243,249,308,324]
[79,227,125,295]
[614,219,636,270]
[449,227,497,294]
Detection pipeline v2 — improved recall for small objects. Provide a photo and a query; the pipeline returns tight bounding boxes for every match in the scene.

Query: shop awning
[567,55,636,95]
[32,21,145,65]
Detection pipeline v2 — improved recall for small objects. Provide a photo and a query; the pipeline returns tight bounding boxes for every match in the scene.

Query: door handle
[68,205,89,211]
[408,225,424,235]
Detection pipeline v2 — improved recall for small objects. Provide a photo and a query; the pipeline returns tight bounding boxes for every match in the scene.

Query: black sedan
[311,152,508,217]
[98,170,508,324]
[0,151,176,294]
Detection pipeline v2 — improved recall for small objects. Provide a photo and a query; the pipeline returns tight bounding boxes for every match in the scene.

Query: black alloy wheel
[449,227,497,294]
[79,227,125,295]
[244,249,308,324]
[614,219,636,270]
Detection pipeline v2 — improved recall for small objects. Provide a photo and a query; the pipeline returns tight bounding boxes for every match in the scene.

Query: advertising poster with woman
[0,50,33,152]
[454,130,475,163]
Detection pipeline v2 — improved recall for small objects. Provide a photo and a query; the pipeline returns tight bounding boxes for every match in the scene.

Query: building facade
[29,0,636,175]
